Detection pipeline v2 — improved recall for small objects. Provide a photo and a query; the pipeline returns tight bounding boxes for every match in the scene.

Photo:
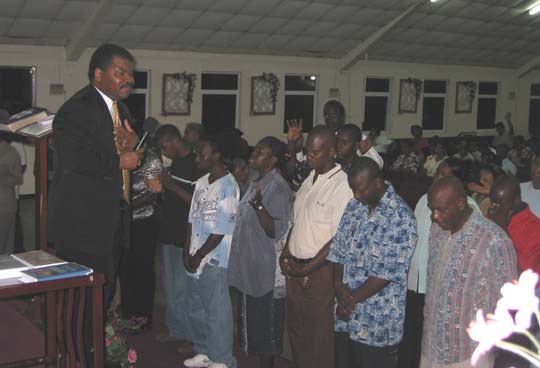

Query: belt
[290,256,313,264]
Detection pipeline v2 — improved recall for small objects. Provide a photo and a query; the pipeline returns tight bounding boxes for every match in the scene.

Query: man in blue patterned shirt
[327,157,417,368]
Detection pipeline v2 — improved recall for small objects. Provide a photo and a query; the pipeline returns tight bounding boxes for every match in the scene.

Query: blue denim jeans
[185,265,237,368]
[161,244,191,339]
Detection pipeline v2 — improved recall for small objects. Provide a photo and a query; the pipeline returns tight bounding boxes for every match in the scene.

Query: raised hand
[286,119,303,143]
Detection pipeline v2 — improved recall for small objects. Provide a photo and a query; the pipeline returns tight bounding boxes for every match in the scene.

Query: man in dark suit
[48,44,143,308]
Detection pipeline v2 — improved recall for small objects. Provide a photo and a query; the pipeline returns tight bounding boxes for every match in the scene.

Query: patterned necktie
[112,101,130,203]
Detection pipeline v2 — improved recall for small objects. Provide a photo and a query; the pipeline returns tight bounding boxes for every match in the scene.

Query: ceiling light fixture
[530,3,540,15]
[430,0,439,2]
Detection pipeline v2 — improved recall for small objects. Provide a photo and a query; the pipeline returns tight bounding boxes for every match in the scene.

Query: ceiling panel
[143,27,183,43]
[19,0,65,19]
[221,14,261,32]
[0,18,14,35]
[190,12,231,30]
[112,24,153,41]
[203,31,243,47]
[175,28,214,46]
[250,17,288,33]
[177,0,216,11]
[269,1,310,18]
[231,33,268,48]
[8,19,50,38]
[55,1,97,21]
[0,0,537,68]
[127,6,171,26]
[105,5,138,23]
[276,19,312,35]
[296,3,335,20]
[238,0,283,16]
[2,0,26,17]
[209,0,249,12]
[93,23,122,40]
[320,5,359,22]
[160,9,202,27]
[45,20,79,38]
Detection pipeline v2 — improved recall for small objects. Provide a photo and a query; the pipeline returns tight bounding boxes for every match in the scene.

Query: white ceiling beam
[65,0,114,61]
[515,55,540,78]
[338,0,425,71]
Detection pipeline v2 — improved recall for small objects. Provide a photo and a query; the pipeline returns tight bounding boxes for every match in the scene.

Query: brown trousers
[286,262,335,368]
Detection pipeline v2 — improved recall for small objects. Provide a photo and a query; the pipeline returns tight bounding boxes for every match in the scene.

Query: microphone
[135,117,159,150]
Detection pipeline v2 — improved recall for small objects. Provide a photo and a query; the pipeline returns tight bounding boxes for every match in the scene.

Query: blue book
[19,262,93,283]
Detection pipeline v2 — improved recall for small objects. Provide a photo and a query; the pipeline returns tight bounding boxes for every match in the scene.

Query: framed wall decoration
[399,78,422,114]
[455,81,476,113]
[250,73,280,115]
[161,72,196,116]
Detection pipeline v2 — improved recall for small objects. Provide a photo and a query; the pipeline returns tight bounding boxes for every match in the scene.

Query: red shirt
[508,207,540,275]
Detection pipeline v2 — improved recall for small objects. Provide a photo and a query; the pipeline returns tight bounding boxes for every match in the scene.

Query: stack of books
[0,250,92,284]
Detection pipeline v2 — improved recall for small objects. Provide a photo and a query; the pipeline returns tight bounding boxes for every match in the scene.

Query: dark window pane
[133,71,147,89]
[422,97,445,130]
[285,76,316,91]
[284,95,314,133]
[202,94,236,134]
[424,80,446,94]
[479,82,498,95]
[363,96,387,131]
[531,84,540,97]
[0,67,34,114]
[123,93,146,134]
[366,78,390,93]
[476,98,497,129]
[529,99,540,134]
[201,73,238,90]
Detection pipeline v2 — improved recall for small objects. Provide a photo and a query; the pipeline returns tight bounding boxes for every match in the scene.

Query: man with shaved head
[280,125,353,368]
[488,175,540,368]
[489,175,540,276]
[420,177,517,368]
[328,157,417,368]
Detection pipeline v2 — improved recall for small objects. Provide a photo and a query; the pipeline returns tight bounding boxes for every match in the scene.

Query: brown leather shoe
[176,340,195,355]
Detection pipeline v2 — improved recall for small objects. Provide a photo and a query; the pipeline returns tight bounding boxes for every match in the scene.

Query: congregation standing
[28,43,540,368]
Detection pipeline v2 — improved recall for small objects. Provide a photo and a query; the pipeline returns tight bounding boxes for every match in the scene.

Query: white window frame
[422,79,447,132]
[284,74,318,128]
[131,69,150,116]
[201,72,240,128]
[364,76,391,132]
[476,81,498,130]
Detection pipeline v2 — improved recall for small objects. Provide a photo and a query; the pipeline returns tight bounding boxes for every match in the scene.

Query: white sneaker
[208,363,227,368]
[183,354,212,367]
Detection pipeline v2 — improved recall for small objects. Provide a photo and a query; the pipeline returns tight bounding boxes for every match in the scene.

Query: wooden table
[0,273,105,368]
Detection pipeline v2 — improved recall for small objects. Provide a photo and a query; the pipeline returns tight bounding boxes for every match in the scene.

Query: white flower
[497,270,539,329]
[468,307,516,365]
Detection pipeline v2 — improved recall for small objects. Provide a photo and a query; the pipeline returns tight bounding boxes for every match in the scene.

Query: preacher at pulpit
[48,43,143,307]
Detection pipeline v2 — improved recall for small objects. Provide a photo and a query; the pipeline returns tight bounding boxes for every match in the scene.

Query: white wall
[1,44,538,193]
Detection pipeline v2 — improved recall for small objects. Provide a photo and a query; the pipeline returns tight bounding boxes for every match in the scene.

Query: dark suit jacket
[48,84,132,256]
